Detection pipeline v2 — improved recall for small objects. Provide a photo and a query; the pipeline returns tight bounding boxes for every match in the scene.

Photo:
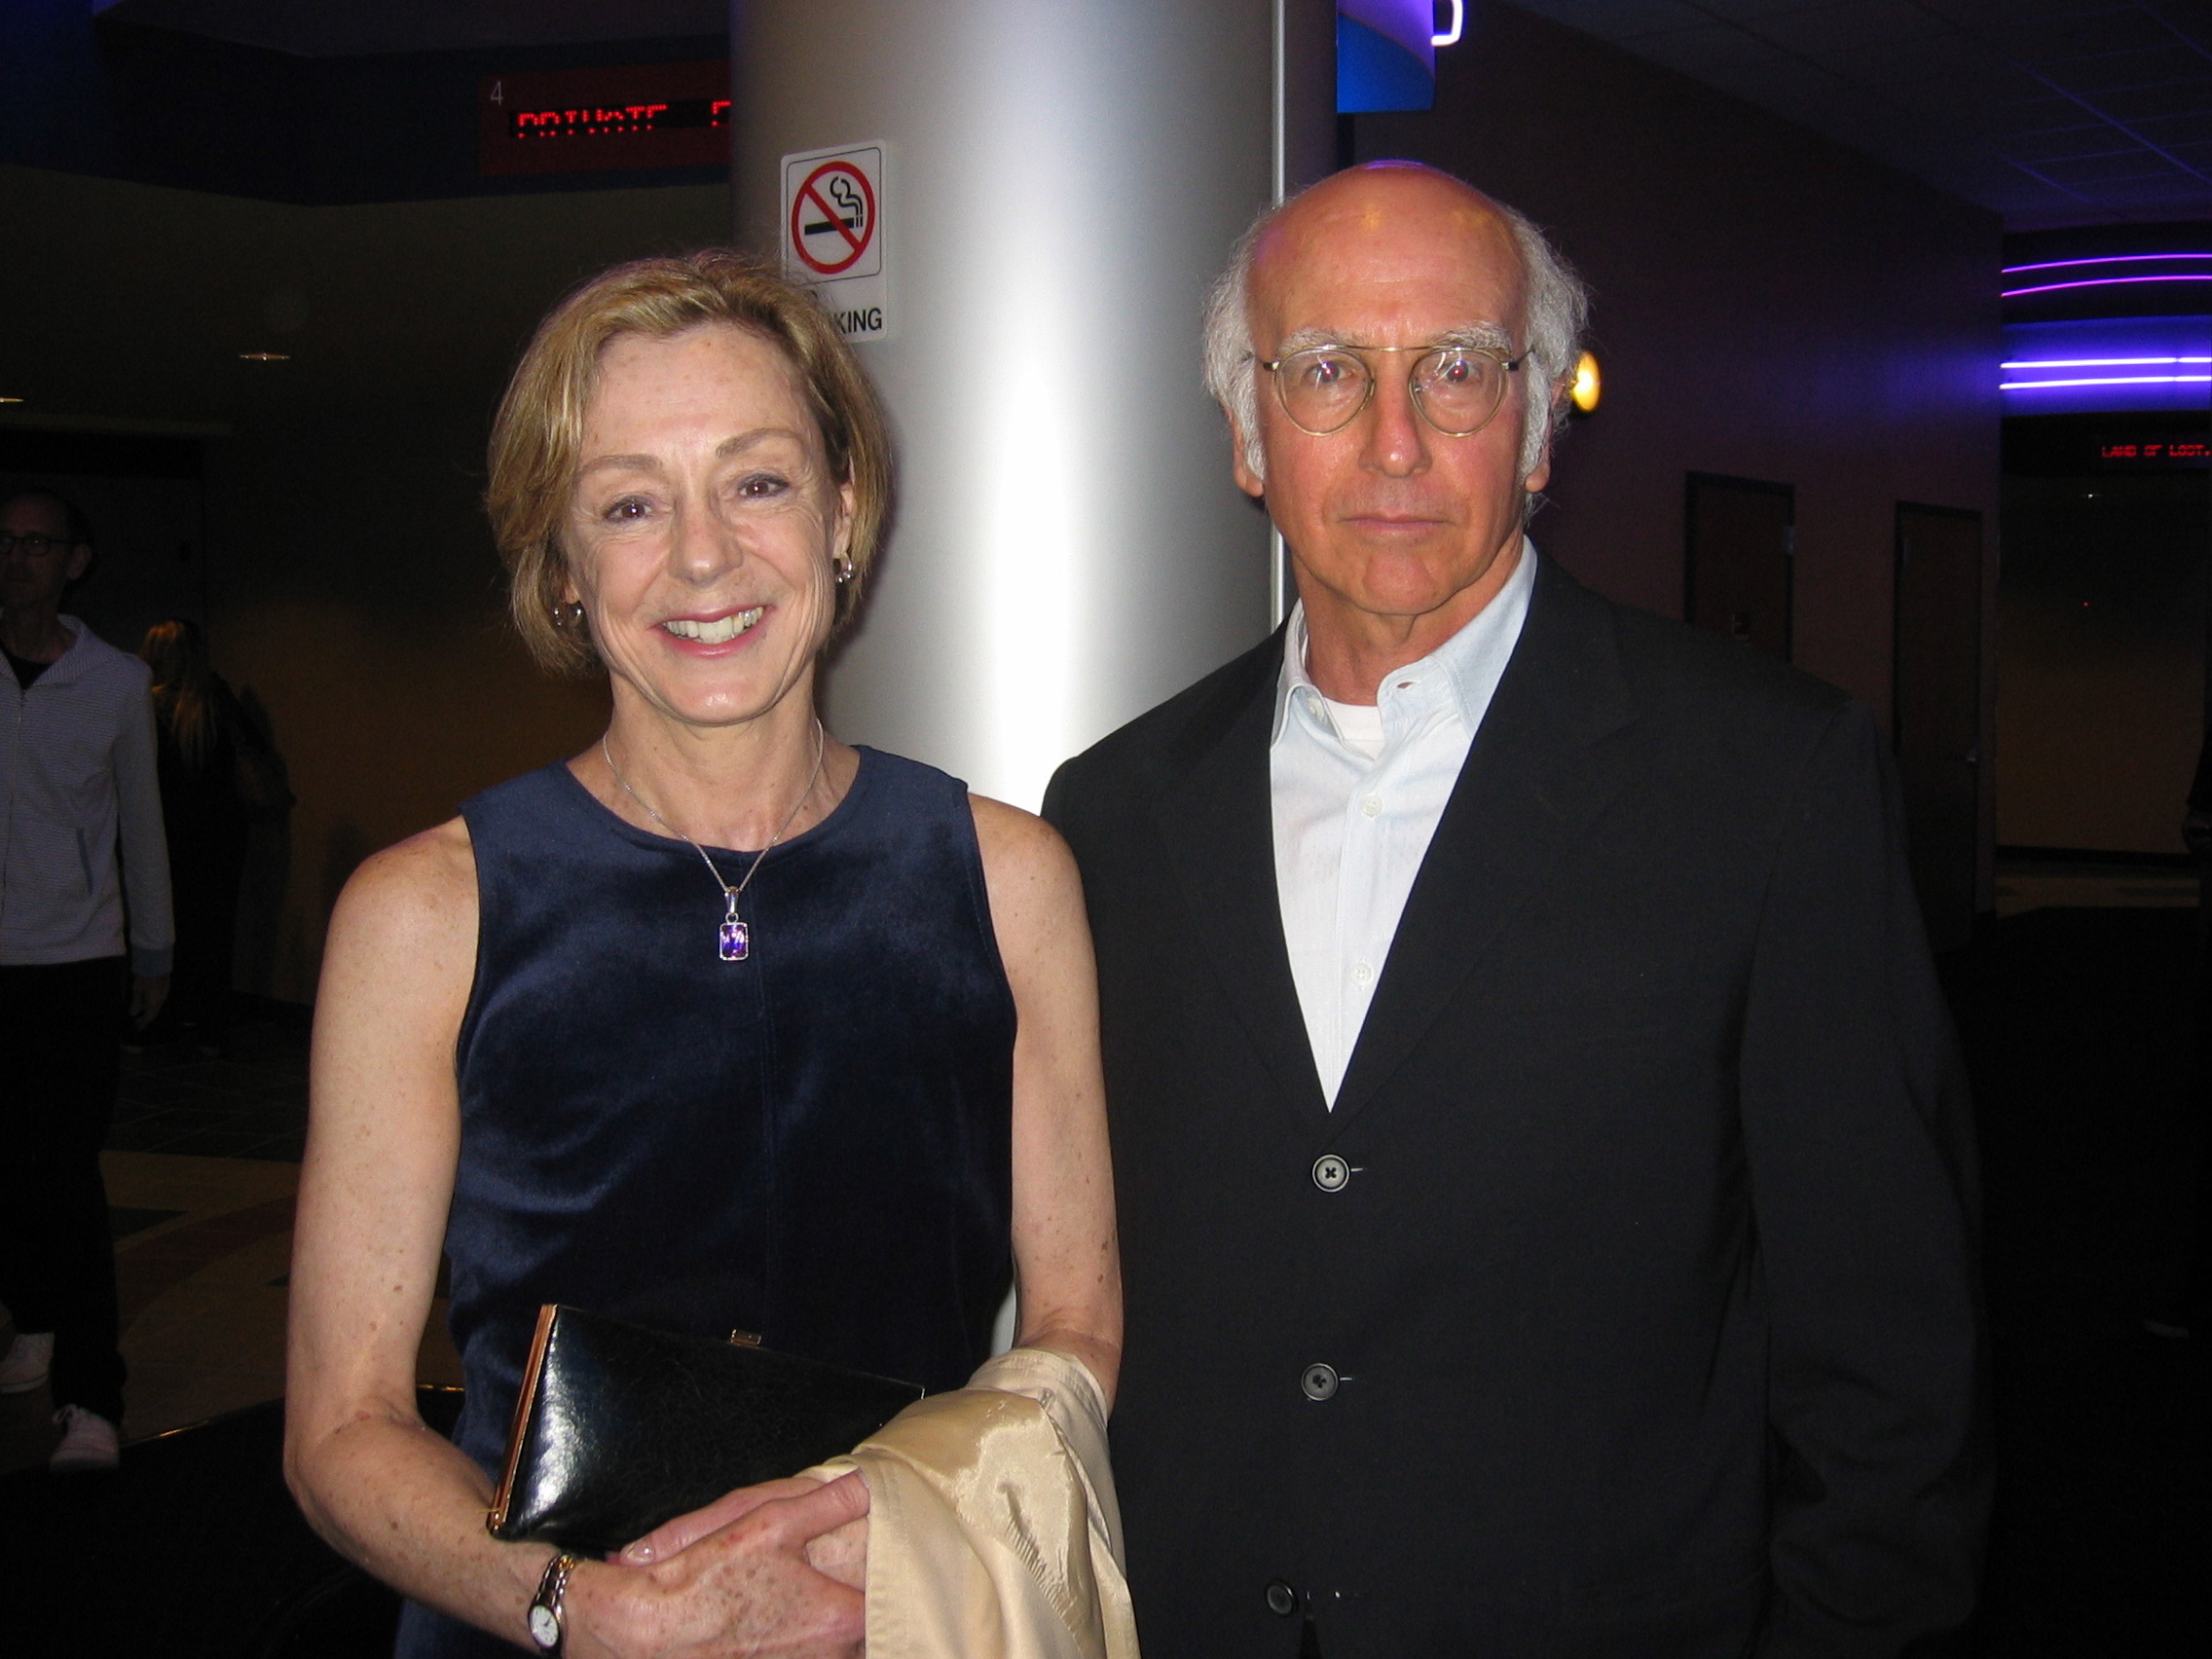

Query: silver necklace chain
[600,719,827,962]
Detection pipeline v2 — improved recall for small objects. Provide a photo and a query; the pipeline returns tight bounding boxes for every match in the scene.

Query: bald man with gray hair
[1046,164,1986,1658]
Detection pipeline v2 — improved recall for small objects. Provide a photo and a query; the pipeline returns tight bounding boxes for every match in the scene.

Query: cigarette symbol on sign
[804,176,866,237]
[790,160,877,276]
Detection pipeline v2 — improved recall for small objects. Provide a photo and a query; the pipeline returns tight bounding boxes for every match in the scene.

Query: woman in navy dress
[282,253,1121,1657]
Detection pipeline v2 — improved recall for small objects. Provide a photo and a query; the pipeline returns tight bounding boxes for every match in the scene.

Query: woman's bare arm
[285,821,866,1656]
[282,819,560,1632]
[973,795,1124,1405]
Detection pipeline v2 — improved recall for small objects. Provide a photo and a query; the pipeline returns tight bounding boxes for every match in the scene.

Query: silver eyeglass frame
[1257,342,1527,438]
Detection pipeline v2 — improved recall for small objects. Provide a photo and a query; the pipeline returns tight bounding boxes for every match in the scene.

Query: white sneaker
[51,1404,120,1472]
[0,1331,54,1394]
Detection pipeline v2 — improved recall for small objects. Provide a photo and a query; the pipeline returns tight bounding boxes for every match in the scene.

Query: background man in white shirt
[0,488,173,1471]
[1046,164,1986,1657]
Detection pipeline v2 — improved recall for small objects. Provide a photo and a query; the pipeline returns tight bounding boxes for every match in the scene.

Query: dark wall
[1358,2,2003,896]
[2,162,730,999]
[1996,463,2206,856]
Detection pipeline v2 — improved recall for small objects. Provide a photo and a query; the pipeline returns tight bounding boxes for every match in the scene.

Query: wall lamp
[1569,350,1601,415]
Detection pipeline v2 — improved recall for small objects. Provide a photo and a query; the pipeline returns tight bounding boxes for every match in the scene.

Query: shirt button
[1360,795,1382,818]
[1312,1155,1350,1192]
[1301,1362,1340,1401]
[1351,960,1373,985]
[1265,1580,1299,1617]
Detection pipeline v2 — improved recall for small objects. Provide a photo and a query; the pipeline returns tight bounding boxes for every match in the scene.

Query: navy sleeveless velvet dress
[395,748,1015,1657]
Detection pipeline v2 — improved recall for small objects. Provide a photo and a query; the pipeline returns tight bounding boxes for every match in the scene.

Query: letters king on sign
[781,143,889,344]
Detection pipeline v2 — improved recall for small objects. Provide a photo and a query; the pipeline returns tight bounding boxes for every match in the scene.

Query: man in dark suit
[1043,164,1987,1657]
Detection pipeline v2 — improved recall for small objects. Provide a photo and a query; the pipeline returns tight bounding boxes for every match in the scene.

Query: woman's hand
[569,1473,870,1656]
[617,1472,868,1590]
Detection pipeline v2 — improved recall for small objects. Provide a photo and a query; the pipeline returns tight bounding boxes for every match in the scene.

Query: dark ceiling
[60,1,2212,228]
[91,0,730,56]
[1513,0,2212,228]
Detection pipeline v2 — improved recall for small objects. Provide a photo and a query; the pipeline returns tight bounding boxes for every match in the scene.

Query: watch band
[528,1551,578,1655]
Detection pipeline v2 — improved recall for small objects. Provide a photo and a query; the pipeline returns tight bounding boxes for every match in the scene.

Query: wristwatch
[528,1551,579,1654]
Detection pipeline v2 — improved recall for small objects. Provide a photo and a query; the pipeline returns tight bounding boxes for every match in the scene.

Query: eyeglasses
[1260,342,1525,438]
[0,532,76,558]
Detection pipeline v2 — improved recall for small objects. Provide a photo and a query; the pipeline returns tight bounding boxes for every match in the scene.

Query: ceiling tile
[1920,93,2098,133]
[2069,172,2212,209]
[2035,43,2212,94]
[2083,74,2212,120]
[1996,124,2155,162]
[1739,0,1955,55]
[1509,0,1714,42]
[1616,22,1790,72]
[1808,35,2027,90]
[2031,147,2193,183]
[1678,1,1838,20]
[1691,48,1862,107]
[1914,0,2148,27]
[1870,60,2080,113]
[2155,135,2212,172]
[2133,105,2212,145]
[1997,9,2181,64]
[2138,1,2212,49]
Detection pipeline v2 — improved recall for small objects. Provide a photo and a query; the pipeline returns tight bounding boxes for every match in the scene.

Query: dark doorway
[1894,504,1984,953]
[1684,473,1793,661]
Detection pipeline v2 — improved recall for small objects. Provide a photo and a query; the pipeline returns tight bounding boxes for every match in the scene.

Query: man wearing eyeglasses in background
[1045,164,1987,1657]
[0,488,172,1472]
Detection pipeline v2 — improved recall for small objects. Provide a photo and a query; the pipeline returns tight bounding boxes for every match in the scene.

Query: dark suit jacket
[1044,558,1988,1659]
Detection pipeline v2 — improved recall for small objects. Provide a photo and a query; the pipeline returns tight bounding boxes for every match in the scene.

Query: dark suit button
[1300,1362,1340,1401]
[1265,1579,1298,1616]
[1311,1154,1350,1192]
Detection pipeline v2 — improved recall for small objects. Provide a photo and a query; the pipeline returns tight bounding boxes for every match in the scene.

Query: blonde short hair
[487,250,892,675]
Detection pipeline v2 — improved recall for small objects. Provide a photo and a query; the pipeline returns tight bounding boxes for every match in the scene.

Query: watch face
[530,1604,561,1649]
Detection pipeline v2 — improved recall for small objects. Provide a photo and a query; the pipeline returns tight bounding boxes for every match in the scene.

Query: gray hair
[1199,177,1589,484]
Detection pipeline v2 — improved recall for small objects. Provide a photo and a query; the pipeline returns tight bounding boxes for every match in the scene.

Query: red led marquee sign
[2098,435,2211,469]
[480,61,729,176]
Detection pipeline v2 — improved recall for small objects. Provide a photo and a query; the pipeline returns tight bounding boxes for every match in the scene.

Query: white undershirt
[1270,539,1536,1104]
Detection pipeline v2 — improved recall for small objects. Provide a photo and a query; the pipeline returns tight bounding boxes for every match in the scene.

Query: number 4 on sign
[490,80,504,105]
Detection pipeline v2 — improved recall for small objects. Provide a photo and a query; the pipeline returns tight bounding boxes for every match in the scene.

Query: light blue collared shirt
[1270,538,1536,1104]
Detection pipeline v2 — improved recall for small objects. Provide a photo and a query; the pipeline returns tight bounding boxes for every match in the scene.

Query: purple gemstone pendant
[719,918,750,961]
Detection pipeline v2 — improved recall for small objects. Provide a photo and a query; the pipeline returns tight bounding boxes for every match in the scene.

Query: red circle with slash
[789,161,876,276]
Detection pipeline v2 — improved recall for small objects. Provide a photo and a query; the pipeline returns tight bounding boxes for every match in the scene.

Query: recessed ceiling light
[240,351,290,362]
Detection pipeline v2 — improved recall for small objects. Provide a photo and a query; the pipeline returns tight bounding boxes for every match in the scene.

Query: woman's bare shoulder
[326,817,477,965]
[968,793,1079,890]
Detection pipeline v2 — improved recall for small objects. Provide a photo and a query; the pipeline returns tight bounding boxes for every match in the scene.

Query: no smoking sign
[781,142,888,342]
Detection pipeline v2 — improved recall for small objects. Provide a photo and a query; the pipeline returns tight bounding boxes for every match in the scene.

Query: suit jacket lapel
[1331,560,1643,1127]
[1153,632,1332,1126]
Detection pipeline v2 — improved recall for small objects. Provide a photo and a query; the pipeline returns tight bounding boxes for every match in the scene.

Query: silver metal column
[734,0,1334,808]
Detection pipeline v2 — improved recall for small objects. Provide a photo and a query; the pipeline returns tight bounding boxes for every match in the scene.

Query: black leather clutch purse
[485,1304,925,1557]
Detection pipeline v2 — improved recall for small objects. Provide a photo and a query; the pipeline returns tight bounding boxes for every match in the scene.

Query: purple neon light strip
[1999,374,2212,388]
[2002,253,2212,274]
[2001,356,2212,368]
[2002,275,2212,297]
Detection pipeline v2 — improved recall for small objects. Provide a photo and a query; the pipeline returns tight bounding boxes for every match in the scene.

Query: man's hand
[572,1472,869,1656]
[129,974,169,1029]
